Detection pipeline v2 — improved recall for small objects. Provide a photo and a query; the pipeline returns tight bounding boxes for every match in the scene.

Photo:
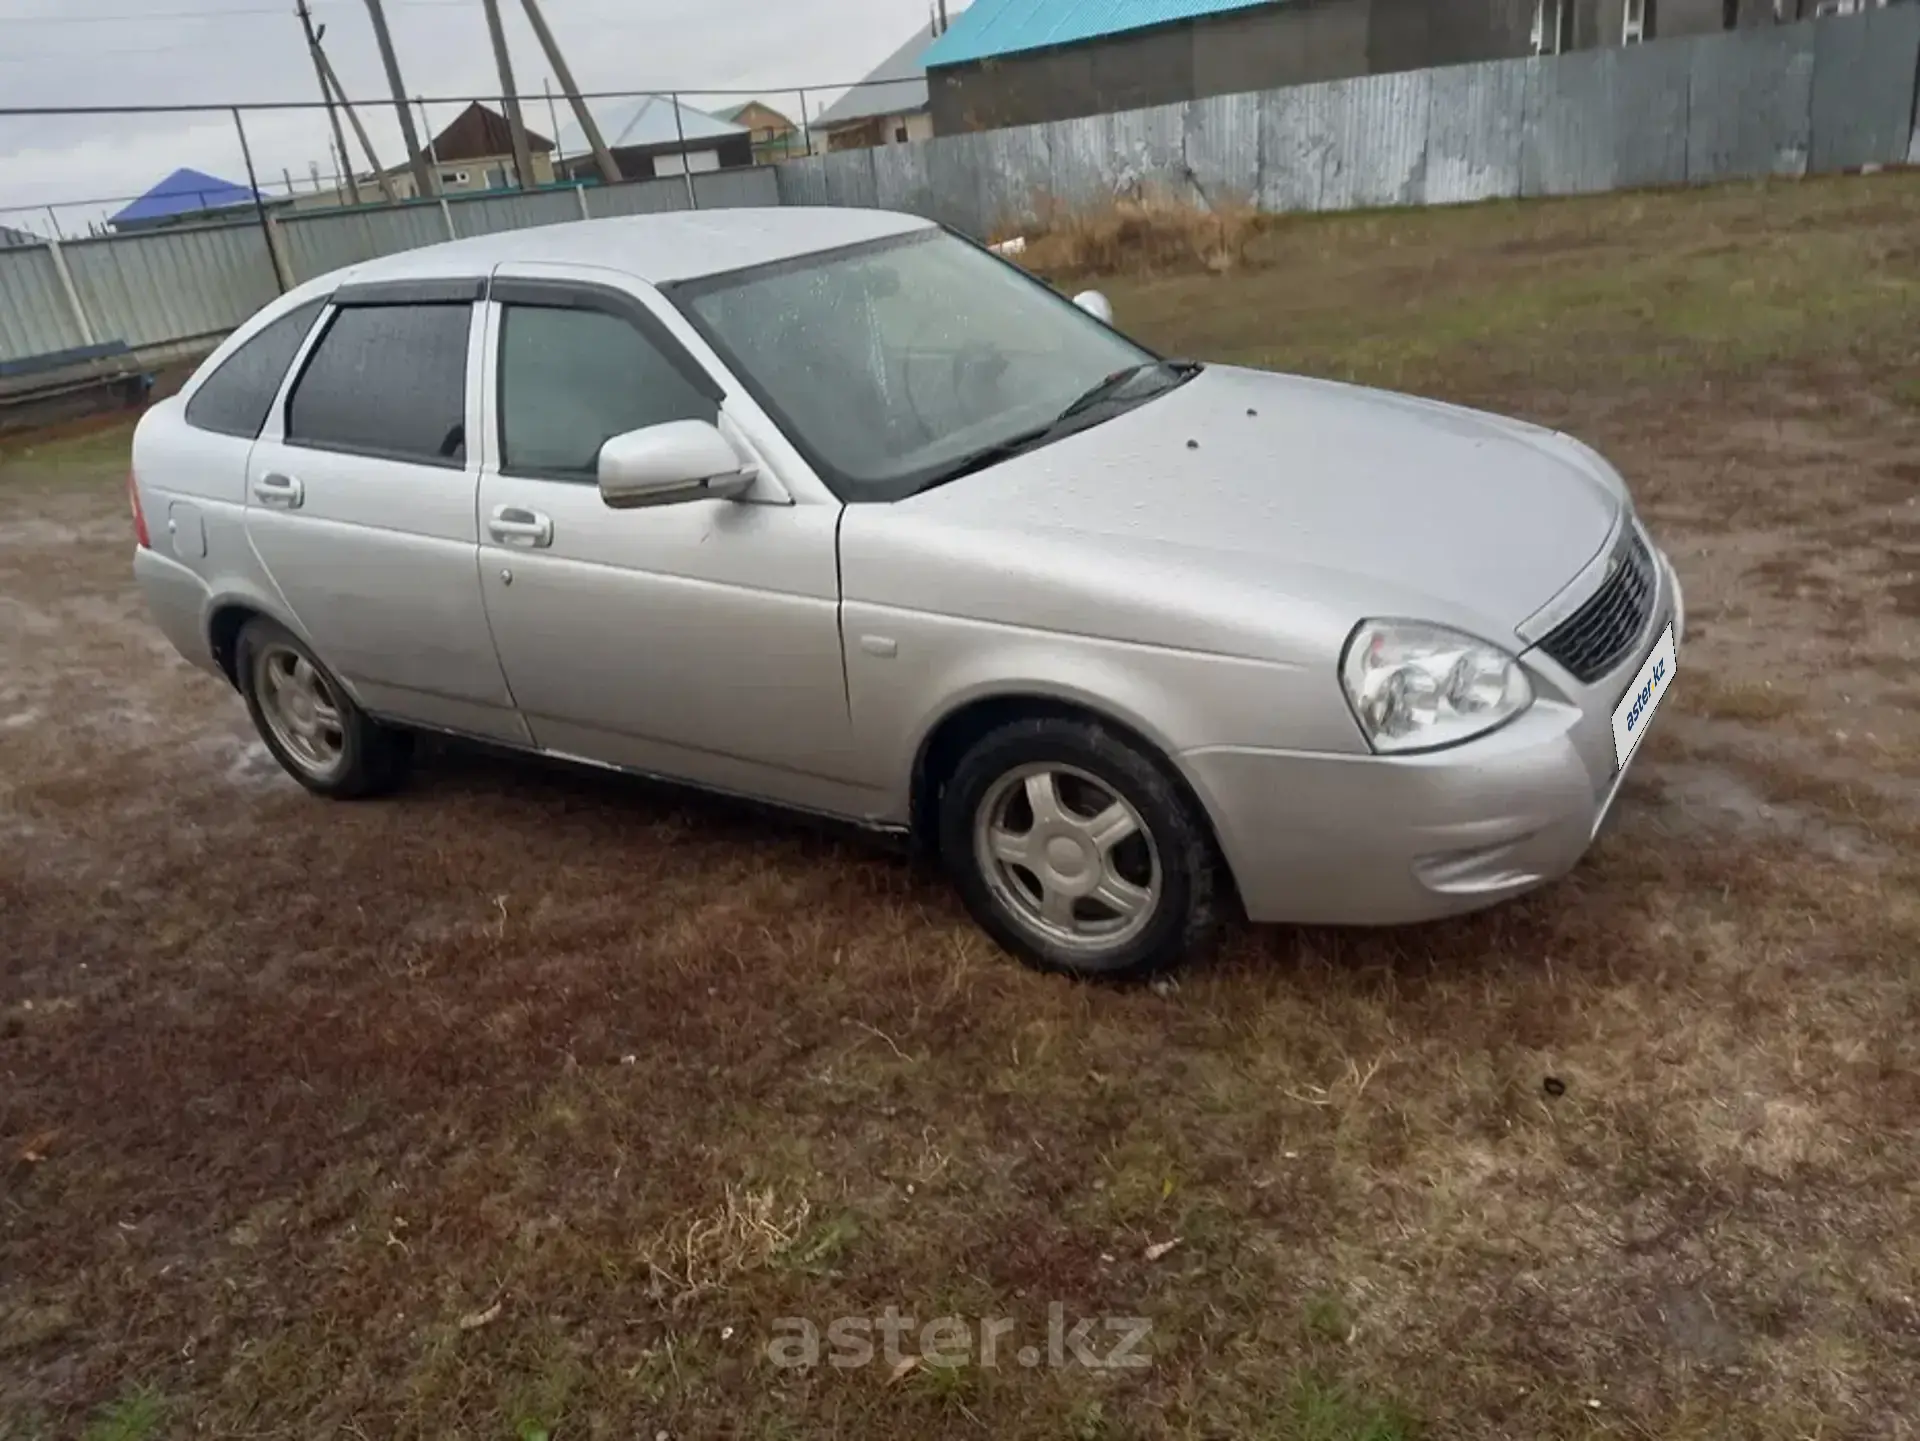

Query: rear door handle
[252,472,304,509]
[488,505,553,548]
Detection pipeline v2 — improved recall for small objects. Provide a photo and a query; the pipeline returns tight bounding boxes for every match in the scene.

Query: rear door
[245,279,527,745]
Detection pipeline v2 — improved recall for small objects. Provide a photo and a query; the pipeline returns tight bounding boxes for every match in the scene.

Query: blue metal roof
[110,168,260,226]
[919,0,1286,67]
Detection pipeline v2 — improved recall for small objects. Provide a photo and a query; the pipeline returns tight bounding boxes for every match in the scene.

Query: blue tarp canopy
[111,168,260,225]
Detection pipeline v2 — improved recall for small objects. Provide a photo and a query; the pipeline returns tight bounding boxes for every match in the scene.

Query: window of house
[894,124,909,143]
[1532,0,1573,53]
[1623,0,1656,41]
[440,169,469,186]
[285,302,472,465]
[184,298,327,438]
[497,304,718,478]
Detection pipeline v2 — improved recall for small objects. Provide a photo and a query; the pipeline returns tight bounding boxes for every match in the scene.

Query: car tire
[236,616,411,799]
[939,717,1221,980]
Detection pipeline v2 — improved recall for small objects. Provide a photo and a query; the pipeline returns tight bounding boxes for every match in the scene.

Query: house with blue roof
[109,168,263,233]
[920,0,1777,134]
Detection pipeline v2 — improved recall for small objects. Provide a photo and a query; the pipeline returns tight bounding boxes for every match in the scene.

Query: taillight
[128,470,151,549]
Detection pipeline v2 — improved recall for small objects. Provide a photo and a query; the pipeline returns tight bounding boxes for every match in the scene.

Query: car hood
[840,365,1623,663]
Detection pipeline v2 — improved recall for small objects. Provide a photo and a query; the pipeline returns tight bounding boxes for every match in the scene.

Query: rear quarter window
[184,299,326,439]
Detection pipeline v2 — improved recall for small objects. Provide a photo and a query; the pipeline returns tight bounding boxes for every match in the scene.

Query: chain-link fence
[0,74,925,243]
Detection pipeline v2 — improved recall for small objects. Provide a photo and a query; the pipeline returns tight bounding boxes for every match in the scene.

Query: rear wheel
[237,616,411,798]
[939,717,1221,980]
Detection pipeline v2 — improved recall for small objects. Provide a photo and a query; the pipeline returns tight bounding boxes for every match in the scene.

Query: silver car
[130,208,1682,978]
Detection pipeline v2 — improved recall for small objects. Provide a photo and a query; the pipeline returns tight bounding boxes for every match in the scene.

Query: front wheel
[237,616,411,799]
[938,718,1222,980]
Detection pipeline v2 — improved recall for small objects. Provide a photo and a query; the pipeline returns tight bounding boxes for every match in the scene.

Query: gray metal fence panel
[774,155,830,207]
[1423,59,1529,205]
[1260,72,1431,214]
[1523,49,1616,197]
[1106,102,1186,197]
[821,148,879,209]
[1046,114,1112,207]
[1688,23,1815,180]
[925,132,987,232]
[691,165,781,209]
[977,124,1053,232]
[0,246,89,361]
[871,143,936,218]
[1257,81,1333,212]
[1810,5,1920,172]
[1183,92,1261,203]
[279,204,451,284]
[589,177,695,218]
[450,188,584,237]
[64,223,280,348]
[1331,70,1431,209]
[1612,36,1691,188]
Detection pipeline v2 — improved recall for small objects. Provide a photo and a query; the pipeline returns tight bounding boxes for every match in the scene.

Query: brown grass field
[3,173,1919,1441]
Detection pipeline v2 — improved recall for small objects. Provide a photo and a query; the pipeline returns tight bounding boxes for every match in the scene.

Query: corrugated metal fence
[0,167,781,365]
[777,10,1920,234]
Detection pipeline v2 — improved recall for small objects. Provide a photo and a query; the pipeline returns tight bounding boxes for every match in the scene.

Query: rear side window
[184,299,325,439]
[498,304,717,477]
[286,303,472,465]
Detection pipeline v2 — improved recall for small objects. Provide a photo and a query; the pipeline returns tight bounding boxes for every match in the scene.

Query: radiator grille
[1540,533,1656,683]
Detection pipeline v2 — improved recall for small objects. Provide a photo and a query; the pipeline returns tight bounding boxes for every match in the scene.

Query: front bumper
[1183,548,1684,926]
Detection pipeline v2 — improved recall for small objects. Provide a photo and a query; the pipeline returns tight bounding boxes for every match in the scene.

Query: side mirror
[597,420,756,510]
[1072,290,1114,325]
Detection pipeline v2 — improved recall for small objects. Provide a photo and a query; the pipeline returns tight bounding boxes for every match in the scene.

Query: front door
[245,287,527,745]
[472,273,871,818]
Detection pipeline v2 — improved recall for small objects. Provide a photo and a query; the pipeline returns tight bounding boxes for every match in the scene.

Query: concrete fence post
[576,183,591,219]
[440,197,458,240]
[263,213,296,292]
[43,239,98,348]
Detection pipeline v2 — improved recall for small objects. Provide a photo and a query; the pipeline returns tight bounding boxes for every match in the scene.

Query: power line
[0,75,905,117]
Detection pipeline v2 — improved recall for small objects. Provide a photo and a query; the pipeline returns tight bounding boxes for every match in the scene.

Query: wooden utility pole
[362,0,437,198]
[314,40,398,202]
[517,0,621,183]
[295,0,361,205]
[543,76,564,167]
[480,0,537,188]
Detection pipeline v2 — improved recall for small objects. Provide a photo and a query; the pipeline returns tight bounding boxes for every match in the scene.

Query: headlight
[1340,620,1533,753]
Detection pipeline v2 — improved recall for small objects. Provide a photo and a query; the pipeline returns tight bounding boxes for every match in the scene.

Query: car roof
[328,206,934,290]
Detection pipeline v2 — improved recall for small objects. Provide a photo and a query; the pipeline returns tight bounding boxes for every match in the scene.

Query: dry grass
[1002,192,1264,278]
[4,172,1920,1440]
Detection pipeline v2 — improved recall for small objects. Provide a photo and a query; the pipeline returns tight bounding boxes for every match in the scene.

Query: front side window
[498,304,718,477]
[285,302,472,465]
[672,230,1158,502]
[185,298,326,438]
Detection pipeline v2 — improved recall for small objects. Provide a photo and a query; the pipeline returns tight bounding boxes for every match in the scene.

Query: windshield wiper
[1053,358,1202,427]
[911,425,1055,493]
[911,360,1202,495]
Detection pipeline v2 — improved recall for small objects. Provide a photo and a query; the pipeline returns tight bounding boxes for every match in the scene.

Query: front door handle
[488,505,553,548]
[252,472,304,509]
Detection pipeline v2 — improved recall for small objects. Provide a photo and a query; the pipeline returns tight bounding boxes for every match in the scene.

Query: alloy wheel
[254,642,346,779]
[972,762,1161,956]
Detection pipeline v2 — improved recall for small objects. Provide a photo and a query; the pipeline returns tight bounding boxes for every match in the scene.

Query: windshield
[671,229,1160,502]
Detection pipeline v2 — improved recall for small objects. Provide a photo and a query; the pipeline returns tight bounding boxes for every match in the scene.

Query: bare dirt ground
[3,174,1919,1441]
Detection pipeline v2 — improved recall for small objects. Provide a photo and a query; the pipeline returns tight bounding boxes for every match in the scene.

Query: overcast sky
[0,0,940,232]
